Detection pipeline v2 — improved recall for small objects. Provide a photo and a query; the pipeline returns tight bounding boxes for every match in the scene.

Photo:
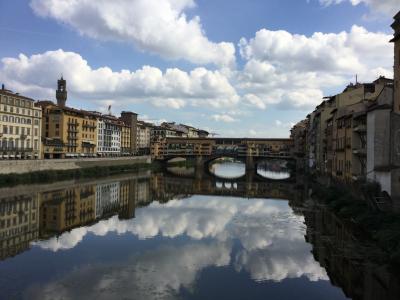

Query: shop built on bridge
[151,137,294,170]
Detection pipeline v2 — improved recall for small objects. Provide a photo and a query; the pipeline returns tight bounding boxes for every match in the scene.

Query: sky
[0,0,398,137]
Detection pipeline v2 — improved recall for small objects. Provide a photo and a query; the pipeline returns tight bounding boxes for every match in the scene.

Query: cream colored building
[0,85,42,159]
[137,121,153,155]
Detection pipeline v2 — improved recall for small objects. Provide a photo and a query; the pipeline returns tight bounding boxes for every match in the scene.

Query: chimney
[1,84,4,90]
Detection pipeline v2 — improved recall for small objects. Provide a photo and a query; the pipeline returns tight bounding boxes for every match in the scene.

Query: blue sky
[0,0,398,137]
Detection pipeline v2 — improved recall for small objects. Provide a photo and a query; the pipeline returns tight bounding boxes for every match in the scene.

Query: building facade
[0,85,42,159]
[137,121,153,155]
[391,11,400,113]
[97,115,122,156]
[38,78,98,159]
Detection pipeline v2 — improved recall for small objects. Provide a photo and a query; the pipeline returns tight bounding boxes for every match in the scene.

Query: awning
[66,154,73,157]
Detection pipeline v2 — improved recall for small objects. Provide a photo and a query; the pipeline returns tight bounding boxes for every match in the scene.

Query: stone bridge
[151,137,294,171]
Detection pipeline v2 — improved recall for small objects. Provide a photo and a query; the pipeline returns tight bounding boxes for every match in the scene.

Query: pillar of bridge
[245,156,255,196]
[194,156,204,180]
[245,155,255,171]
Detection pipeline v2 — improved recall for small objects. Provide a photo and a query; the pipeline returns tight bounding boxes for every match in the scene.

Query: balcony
[68,122,79,126]
[68,129,79,133]
[68,136,78,140]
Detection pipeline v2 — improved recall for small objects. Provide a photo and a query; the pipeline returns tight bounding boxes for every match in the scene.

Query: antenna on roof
[356,74,358,84]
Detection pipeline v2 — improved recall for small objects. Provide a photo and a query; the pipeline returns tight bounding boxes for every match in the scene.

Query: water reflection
[0,164,398,299]
[257,160,291,180]
[209,159,245,179]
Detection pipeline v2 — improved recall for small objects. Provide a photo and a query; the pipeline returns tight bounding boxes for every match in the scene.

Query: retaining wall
[0,156,151,175]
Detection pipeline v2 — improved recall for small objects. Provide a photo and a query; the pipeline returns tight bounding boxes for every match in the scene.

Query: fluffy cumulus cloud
[0,0,395,132]
[319,0,400,16]
[0,49,239,109]
[35,196,328,288]
[238,25,393,110]
[30,0,235,67]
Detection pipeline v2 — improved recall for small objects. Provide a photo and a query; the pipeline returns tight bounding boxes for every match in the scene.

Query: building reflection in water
[0,194,39,260]
[303,198,400,300]
[0,170,400,299]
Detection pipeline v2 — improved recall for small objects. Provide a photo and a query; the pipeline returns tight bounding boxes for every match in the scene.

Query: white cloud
[30,0,235,67]
[275,120,295,128]
[0,21,394,122]
[239,25,392,76]
[319,0,399,17]
[237,25,393,111]
[0,49,239,110]
[211,114,237,123]
[33,196,328,298]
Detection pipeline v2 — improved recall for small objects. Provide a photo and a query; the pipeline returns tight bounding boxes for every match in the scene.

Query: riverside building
[0,85,42,159]
[97,114,122,157]
[38,78,98,159]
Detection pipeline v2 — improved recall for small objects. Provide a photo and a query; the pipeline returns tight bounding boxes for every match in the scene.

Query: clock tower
[56,76,67,107]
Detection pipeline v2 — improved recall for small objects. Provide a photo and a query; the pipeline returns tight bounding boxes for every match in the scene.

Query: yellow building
[0,85,42,159]
[37,78,98,159]
[39,185,96,237]
[121,123,131,155]
[331,78,392,182]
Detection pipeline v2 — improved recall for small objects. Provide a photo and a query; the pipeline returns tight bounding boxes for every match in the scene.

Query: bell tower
[391,11,400,113]
[56,76,67,107]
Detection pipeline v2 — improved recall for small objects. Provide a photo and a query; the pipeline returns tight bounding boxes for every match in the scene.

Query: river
[0,161,399,299]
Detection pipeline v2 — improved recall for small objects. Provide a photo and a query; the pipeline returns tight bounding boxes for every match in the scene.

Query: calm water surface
[0,162,398,299]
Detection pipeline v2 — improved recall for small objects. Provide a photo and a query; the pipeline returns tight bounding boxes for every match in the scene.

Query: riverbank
[311,179,400,267]
[0,156,152,175]
[0,156,160,187]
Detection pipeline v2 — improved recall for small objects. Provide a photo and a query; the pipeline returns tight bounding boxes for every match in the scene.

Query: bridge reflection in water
[0,170,399,299]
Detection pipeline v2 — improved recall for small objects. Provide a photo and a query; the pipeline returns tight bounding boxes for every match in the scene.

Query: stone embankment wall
[0,156,151,175]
